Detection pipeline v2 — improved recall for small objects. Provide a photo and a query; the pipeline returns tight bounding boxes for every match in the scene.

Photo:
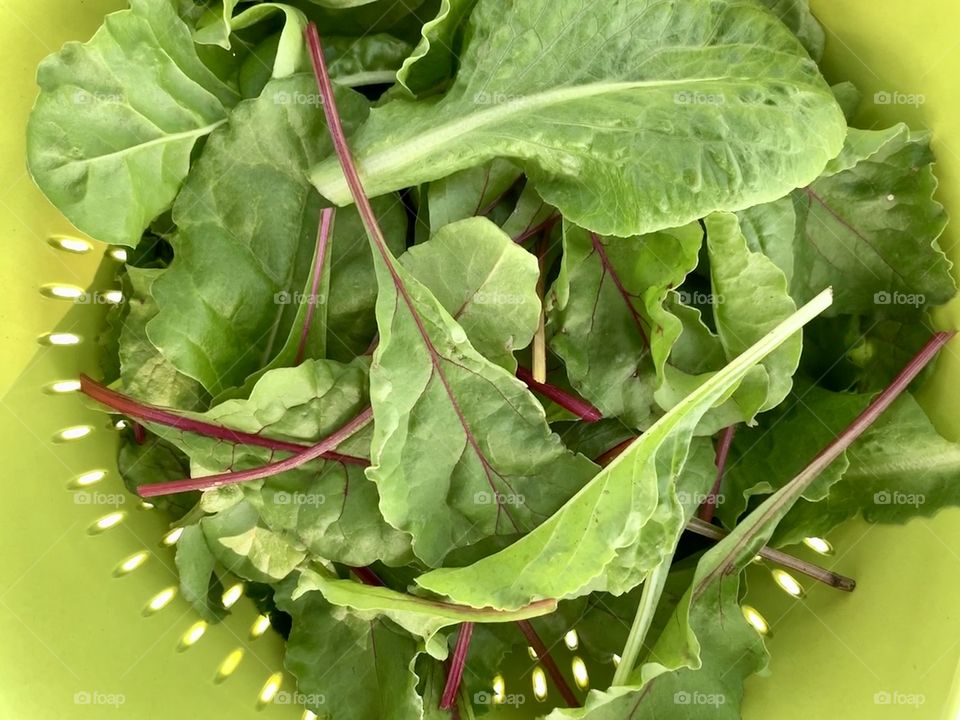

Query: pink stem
[440,623,474,710]
[516,367,602,422]
[349,566,385,587]
[80,375,367,466]
[595,436,637,466]
[698,424,736,523]
[138,407,373,497]
[295,207,335,365]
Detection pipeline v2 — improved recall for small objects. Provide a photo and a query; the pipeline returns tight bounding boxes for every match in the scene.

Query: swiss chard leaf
[27,0,239,246]
[148,75,405,395]
[310,0,845,237]
[417,291,832,609]
[426,159,521,232]
[401,217,541,370]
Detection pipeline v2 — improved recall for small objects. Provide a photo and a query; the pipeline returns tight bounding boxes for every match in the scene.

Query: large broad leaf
[310,0,846,237]
[363,211,598,567]
[396,0,479,97]
[293,569,556,659]
[758,0,824,61]
[118,268,206,410]
[148,75,405,395]
[417,291,832,609]
[277,576,424,720]
[26,0,239,246]
[154,360,411,567]
[721,388,960,546]
[401,217,541,370]
[747,124,955,315]
[550,212,799,431]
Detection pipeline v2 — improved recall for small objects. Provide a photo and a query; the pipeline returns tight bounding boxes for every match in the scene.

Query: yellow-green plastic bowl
[2,1,958,717]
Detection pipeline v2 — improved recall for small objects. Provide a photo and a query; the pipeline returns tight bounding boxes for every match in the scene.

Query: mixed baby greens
[27,0,959,717]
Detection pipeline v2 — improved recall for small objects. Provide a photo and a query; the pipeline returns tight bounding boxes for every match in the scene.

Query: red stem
[138,407,373,497]
[80,375,367,466]
[698,424,736,523]
[349,566,385,587]
[595,436,637,466]
[132,421,146,445]
[515,620,579,708]
[516,367,602,422]
[440,623,474,710]
[513,213,560,244]
[295,207,335,364]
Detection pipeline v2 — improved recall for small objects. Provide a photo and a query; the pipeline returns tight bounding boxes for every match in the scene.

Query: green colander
[2,1,959,718]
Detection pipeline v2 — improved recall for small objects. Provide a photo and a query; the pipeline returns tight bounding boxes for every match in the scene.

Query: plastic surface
[0,1,957,718]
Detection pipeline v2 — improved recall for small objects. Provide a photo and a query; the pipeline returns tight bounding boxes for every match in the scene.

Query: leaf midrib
[60,120,227,167]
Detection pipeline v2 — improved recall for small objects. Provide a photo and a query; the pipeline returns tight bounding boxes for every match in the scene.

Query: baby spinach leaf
[148,75,405,395]
[27,0,239,246]
[401,217,541,369]
[324,34,415,87]
[175,524,227,622]
[417,291,832,609]
[310,0,845,237]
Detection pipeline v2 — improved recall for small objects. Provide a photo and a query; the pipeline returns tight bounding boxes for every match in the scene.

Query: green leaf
[722,388,960,546]
[396,0,479,97]
[175,524,227,622]
[757,0,824,62]
[117,435,197,517]
[548,221,703,429]
[750,124,955,316]
[426,159,521,232]
[310,0,845,237]
[278,577,424,720]
[364,215,599,567]
[148,75,405,395]
[401,217,541,370]
[201,501,306,582]
[158,360,412,567]
[118,268,207,409]
[26,0,239,246]
[417,291,832,609]
[293,569,557,659]
[324,34,415,87]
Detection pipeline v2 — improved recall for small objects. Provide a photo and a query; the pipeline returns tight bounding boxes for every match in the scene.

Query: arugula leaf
[27,0,239,246]
[148,75,405,395]
[417,290,832,609]
[401,217,541,370]
[310,0,845,237]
